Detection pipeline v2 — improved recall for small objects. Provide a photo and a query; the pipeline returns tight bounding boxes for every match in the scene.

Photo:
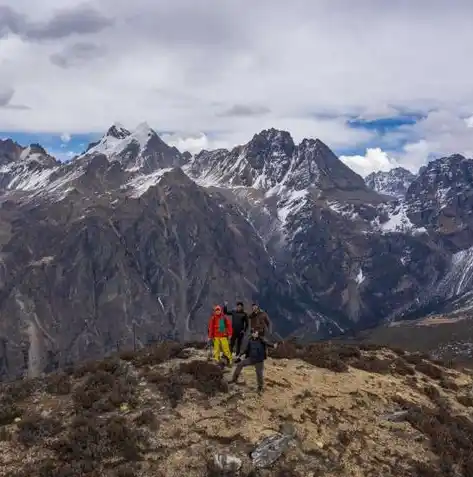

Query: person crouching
[229,329,277,394]
[208,305,233,366]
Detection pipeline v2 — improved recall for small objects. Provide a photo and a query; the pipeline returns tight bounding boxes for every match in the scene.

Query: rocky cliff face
[0,126,473,379]
[365,167,416,198]
[186,131,453,333]
[405,154,473,251]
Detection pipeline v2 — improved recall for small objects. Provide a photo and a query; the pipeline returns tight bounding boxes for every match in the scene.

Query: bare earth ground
[0,342,472,476]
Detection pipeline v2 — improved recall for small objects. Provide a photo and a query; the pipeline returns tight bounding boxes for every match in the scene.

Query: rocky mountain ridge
[0,124,473,379]
[365,167,417,198]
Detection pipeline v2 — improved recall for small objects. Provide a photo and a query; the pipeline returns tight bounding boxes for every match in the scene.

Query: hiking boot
[257,386,263,395]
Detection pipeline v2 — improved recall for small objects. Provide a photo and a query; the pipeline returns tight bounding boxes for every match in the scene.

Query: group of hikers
[207,302,277,394]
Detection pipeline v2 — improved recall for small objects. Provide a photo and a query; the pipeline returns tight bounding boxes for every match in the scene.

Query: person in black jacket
[223,301,249,356]
[229,329,277,394]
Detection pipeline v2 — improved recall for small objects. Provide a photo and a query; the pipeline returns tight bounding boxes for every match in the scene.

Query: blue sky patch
[0,131,100,161]
[346,113,425,135]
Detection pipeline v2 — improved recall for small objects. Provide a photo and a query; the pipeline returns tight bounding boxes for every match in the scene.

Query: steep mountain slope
[1,126,473,379]
[0,128,331,381]
[405,154,473,251]
[1,342,472,477]
[0,167,291,380]
[0,140,59,194]
[185,131,454,331]
[365,167,416,198]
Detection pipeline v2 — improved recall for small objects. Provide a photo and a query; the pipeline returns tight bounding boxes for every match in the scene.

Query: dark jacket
[243,336,271,363]
[223,305,249,334]
[249,309,271,335]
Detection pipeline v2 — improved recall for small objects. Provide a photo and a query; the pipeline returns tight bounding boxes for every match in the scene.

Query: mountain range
[0,122,473,380]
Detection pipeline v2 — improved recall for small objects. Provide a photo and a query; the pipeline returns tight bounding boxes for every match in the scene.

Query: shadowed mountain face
[0,125,473,379]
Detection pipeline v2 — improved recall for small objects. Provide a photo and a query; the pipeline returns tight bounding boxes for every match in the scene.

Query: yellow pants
[213,337,232,364]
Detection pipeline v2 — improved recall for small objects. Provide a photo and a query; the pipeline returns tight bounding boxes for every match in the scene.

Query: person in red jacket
[208,304,233,366]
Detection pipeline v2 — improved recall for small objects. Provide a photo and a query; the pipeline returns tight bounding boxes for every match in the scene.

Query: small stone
[213,453,242,472]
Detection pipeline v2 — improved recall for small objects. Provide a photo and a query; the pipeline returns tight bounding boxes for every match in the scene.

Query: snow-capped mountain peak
[105,122,131,139]
[365,167,416,198]
[187,129,368,196]
[81,122,185,173]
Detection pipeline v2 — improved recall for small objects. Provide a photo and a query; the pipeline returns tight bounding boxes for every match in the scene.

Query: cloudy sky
[1,0,473,175]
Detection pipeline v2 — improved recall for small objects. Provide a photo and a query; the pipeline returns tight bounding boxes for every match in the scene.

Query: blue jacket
[243,337,271,363]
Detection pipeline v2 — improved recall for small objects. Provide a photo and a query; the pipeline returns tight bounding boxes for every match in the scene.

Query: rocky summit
[0,124,473,379]
[0,341,472,477]
[365,167,417,199]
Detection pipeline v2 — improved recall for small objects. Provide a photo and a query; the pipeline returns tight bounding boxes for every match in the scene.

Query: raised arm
[223,302,232,316]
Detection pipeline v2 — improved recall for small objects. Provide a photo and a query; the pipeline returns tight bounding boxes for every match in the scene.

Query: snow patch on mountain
[438,245,473,298]
[7,166,58,191]
[85,122,153,163]
[356,268,365,284]
[435,186,452,209]
[326,201,360,220]
[373,202,427,235]
[277,189,309,225]
[126,168,174,197]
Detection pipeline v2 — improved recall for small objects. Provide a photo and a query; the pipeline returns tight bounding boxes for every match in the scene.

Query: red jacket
[208,310,232,339]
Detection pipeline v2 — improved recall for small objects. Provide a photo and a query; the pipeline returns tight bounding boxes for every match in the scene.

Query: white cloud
[161,132,224,154]
[340,148,400,177]
[60,132,71,142]
[0,0,473,173]
[396,110,473,170]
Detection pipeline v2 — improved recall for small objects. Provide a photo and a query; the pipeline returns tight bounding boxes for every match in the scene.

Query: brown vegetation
[17,414,62,447]
[1,340,472,477]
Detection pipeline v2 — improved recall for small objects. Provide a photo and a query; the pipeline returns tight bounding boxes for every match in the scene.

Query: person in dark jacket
[229,329,277,394]
[248,304,271,336]
[223,301,249,356]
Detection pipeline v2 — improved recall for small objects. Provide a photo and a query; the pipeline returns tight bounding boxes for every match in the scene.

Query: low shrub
[134,409,159,431]
[17,414,62,446]
[392,358,415,376]
[404,353,430,366]
[53,414,146,464]
[422,385,441,402]
[0,397,22,426]
[46,372,72,395]
[0,427,11,441]
[439,378,459,391]
[351,356,393,374]
[143,369,185,408]
[72,357,123,379]
[131,342,184,367]
[457,394,473,407]
[1,379,36,403]
[415,361,445,381]
[72,367,137,414]
[397,399,473,476]
[178,360,228,396]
